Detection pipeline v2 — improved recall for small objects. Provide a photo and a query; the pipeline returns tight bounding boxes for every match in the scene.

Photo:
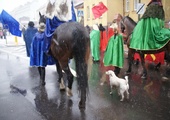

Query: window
[125,0,130,12]
[92,4,95,20]
[87,6,90,20]
[134,0,139,11]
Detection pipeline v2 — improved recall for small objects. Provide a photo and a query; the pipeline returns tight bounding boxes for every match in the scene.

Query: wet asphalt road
[0,46,170,120]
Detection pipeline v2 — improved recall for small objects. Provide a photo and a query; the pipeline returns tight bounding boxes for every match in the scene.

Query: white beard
[46,0,72,21]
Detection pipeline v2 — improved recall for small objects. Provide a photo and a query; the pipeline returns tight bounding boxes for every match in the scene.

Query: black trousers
[38,67,46,85]
[114,67,120,76]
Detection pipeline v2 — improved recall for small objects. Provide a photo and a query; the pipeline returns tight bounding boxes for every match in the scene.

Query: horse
[39,12,90,109]
[121,16,170,79]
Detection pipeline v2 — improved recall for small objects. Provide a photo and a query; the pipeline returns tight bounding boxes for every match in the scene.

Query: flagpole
[138,0,141,21]
[5,36,7,45]
[15,36,18,45]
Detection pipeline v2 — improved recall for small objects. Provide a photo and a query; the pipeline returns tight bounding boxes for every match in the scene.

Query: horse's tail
[72,27,90,101]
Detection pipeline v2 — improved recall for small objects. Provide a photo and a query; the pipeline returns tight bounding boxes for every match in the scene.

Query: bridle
[121,16,133,42]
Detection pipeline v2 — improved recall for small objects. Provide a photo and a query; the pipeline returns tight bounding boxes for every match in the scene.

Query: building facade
[10,0,46,28]
[84,0,170,27]
[84,0,123,27]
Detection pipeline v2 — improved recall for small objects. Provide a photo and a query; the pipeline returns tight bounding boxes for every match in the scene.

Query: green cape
[130,18,170,50]
[130,3,170,50]
[103,34,124,68]
[90,30,100,61]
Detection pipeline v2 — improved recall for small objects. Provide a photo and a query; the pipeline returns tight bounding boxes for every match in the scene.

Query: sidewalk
[0,35,25,46]
[0,34,128,51]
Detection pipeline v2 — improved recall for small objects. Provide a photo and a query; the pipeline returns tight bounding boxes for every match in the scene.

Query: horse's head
[121,15,137,36]
[120,15,137,46]
[120,21,126,33]
[38,12,46,32]
[39,12,46,25]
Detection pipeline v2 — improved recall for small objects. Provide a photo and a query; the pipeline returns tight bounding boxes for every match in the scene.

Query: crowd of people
[89,13,126,77]
[21,0,170,86]
[0,27,7,39]
[89,0,170,78]
[23,20,56,85]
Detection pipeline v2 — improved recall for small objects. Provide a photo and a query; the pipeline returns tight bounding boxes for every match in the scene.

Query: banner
[0,10,21,37]
[92,2,108,19]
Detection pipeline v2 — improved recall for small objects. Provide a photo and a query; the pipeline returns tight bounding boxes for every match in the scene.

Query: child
[30,23,55,85]
[103,22,124,76]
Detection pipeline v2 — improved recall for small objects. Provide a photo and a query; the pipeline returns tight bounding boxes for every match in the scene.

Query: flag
[92,2,108,19]
[0,10,21,37]
[0,13,2,22]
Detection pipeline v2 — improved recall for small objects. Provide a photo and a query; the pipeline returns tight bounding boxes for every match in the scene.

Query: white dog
[106,70,129,101]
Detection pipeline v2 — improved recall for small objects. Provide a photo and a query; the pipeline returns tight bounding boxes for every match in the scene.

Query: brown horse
[121,16,170,79]
[39,12,90,109]
[50,22,90,109]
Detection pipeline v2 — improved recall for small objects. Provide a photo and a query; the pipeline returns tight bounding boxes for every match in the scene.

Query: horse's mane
[125,16,137,26]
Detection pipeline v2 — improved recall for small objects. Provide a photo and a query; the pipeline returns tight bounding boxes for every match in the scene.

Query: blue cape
[0,10,21,37]
[30,32,55,67]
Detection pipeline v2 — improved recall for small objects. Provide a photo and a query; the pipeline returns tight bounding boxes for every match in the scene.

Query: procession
[0,0,170,120]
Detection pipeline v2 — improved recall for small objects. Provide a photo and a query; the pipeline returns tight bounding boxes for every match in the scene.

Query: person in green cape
[103,22,124,76]
[130,0,170,51]
[90,24,100,62]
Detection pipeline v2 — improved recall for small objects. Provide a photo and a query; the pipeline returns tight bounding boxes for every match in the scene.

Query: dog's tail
[124,76,128,85]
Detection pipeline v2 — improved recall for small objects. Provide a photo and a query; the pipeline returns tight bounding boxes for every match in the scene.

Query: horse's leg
[63,65,74,97]
[114,66,120,76]
[139,53,147,79]
[166,43,170,66]
[56,61,65,90]
[75,61,88,109]
[126,48,134,74]
[154,62,161,70]
[162,43,170,79]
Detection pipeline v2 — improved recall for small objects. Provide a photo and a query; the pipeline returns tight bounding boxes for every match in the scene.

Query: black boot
[155,62,161,71]
[38,67,41,76]
[38,67,46,86]
[114,67,120,76]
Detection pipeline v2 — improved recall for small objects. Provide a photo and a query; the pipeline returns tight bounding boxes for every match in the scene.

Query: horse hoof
[134,60,139,65]
[100,82,104,86]
[162,76,168,80]
[141,75,147,79]
[79,101,86,109]
[59,83,65,90]
[59,79,65,90]
[125,71,130,75]
[40,80,46,86]
[66,87,73,97]
[42,82,46,86]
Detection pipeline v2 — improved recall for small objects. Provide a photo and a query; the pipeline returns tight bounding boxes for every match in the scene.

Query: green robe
[103,34,124,68]
[90,30,100,61]
[130,4,170,50]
